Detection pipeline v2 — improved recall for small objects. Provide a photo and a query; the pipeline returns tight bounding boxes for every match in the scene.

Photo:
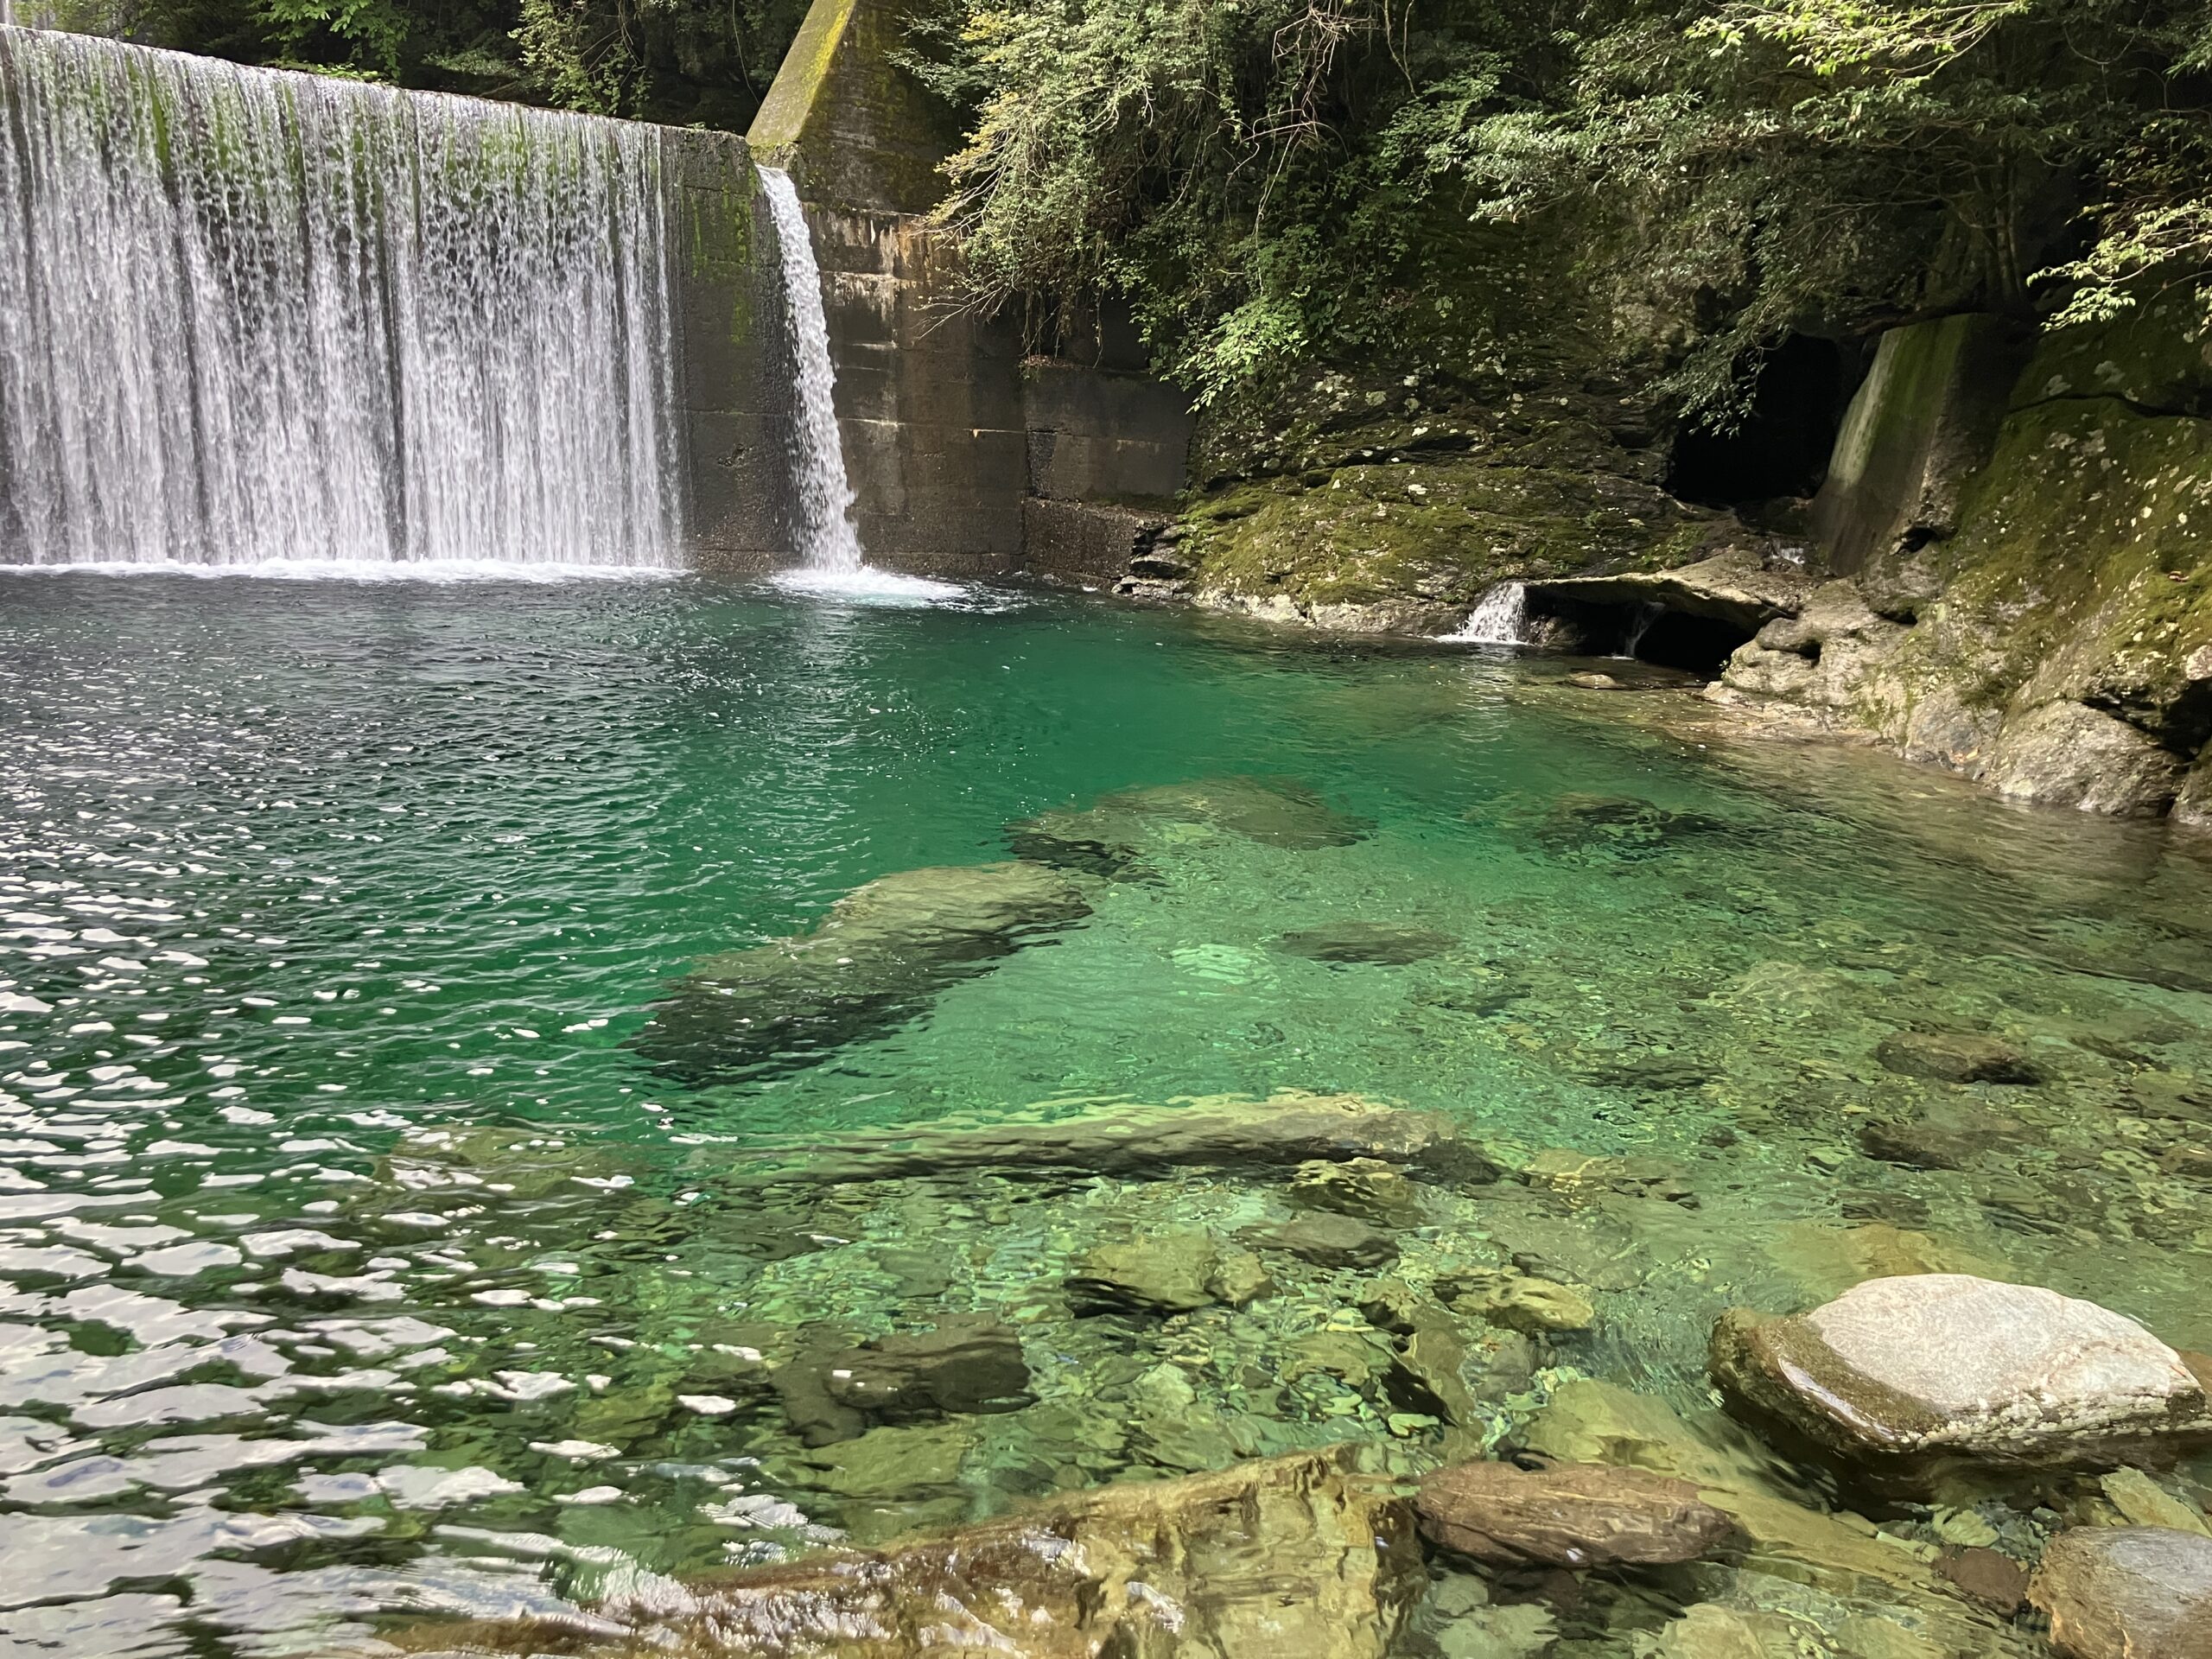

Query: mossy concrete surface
[745,0,958,213]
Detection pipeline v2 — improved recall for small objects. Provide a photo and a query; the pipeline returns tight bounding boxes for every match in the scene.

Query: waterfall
[1444,582,1530,645]
[759,166,864,574]
[0,29,682,569]
[1620,600,1665,658]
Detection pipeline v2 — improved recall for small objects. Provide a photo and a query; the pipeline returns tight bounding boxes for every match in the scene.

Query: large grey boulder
[633,861,1091,1084]
[1983,700,2187,817]
[1712,1275,2212,1482]
[2028,1526,2212,1659]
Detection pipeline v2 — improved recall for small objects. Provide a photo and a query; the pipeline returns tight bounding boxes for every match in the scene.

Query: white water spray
[0,30,681,569]
[1443,582,1531,645]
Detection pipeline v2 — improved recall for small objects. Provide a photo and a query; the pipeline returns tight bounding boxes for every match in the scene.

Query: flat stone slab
[728,1090,1491,1185]
[633,861,1092,1084]
[2028,1526,2212,1659]
[1712,1274,2212,1479]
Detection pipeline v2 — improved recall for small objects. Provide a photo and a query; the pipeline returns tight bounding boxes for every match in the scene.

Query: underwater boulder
[632,861,1092,1084]
[1273,921,1456,964]
[724,1090,1491,1185]
[1875,1030,2042,1084]
[2028,1526,2212,1659]
[1711,1274,2212,1486]
[1007,773,1371,874]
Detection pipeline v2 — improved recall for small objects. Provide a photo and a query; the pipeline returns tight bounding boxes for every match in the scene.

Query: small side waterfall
[759,166,864,574]
[0,29,682,569]
[1444,582,1531,645]
[756,164,957,601]
[1620,600,1665,658]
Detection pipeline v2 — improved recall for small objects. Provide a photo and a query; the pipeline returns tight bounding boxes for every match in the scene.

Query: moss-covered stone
[1179,443,1716,631]
[1716,302,2212,819]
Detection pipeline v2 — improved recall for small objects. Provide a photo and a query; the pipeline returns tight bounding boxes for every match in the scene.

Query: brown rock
[822,1317,1033,1422]
[1936,1543,2030,1612]
[1067,1234,1222,1315]
[1414,1459,1734,1568]
[2029,1526,2212,1659]
[1875,1031,2041,1084]
[1857,1100,2018,1170]
[731,1090,1491,1185]
[1245,1211,1399,1270]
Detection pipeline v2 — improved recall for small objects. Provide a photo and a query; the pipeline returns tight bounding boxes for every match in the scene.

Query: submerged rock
[1288,1156,1431,1225]
[1414,1459,1733,1568]
[1067,1233,1251,1316]
[1711,1274,2212,1481]
[1246,1211,1400,1271]
[1874,1031,2042,1085]
[728,1090,1491,1185]
[423,1449,1423,1656]
[1274,921,1457,964]
[1007,774,1370,873]
[1527,792,1751,862]
[830,1321,1032,1419]
[1856,1100,2023,1170]
[2028,1526,2212,1659]
[632,861,1092,1084]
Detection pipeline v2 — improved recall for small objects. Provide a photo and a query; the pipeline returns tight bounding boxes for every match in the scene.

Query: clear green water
[1,571,2209,1654]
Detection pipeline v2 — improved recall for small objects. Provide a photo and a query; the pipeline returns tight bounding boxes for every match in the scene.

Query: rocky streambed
[384,1088,2212,1659]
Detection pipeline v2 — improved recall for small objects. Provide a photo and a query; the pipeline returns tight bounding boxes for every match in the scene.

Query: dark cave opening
[1630,607,1758,677]
[1668,334,1851,508]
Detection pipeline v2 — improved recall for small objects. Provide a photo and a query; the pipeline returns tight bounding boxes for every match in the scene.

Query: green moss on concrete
[747,0,855,155]
[745,0,957,211]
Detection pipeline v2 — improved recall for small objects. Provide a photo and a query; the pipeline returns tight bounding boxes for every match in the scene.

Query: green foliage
[258,0,408,76]
[34,0,808,128]
[511,0,635,111]
[918,0,2212,415]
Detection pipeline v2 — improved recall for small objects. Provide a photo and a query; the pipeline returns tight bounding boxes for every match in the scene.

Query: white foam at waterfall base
[757,165,962,606]
[0,31,681,569]
[1440,582,1531,645]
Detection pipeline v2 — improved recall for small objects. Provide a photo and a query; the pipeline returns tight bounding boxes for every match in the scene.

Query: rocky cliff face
[1135,214,1755,633]
[1149,257,2212,825]
[1712,296,2212,823]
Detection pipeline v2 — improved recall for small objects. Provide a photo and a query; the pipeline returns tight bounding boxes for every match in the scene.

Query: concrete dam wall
[0,6,1190,575]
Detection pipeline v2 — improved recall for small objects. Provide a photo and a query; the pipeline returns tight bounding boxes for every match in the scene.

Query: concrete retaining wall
[740,0,1194,577]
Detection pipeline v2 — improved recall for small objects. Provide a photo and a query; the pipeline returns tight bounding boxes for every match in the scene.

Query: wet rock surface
[2028,1525,2212,1659]
[632,861,1094,1084]
[1414,1459,1734,1567]
[1712,1274,2212,1479]
[409,1448,1425,1657]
